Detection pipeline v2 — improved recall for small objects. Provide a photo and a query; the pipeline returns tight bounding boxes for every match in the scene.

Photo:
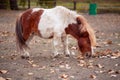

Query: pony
[15,6,96,59]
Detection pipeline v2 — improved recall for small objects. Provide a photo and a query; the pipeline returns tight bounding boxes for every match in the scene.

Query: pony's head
[65,15,96,58]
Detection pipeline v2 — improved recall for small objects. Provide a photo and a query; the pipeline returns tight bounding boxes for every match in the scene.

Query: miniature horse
[15,6,96,59]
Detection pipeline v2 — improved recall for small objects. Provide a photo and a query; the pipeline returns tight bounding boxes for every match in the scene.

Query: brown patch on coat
[21,9,44,41]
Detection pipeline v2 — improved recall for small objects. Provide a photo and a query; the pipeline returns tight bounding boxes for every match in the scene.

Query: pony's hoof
[21,55,30,60]
[53,54,61,58]
[65,54,70,57]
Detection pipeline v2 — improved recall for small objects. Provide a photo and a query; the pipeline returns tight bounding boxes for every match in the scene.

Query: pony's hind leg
[16,16,33,59]
[21,34,34,59]
[20,48,30,59]
[16,39,30,59]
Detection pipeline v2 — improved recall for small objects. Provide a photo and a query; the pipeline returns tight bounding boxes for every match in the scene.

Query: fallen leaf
[95,49,112,57]
[59,65,65,68]
[78,60,86,67]
[6,78,12,80]
[59,61,64,65]
[96,64,104,68]
[71,51,75,55]
[70,76,75,79]
[65,64,71,69]
[0,77,6,80]
[115,64,118,67]
[28,60,34,64]
[106,40,112,44]
[0,40,4,43]
[88,60,94,63]
[50,69,55,73]
[110,56,117,59]
[0,56,4,58]
[38,66,46,70]
[107,69,115,74]
[95,70,105,74]
[117,44,120,46]
[115,70,120,74]
[78,63,84,67]
[101,33,105,35]
[90,75,96,79]
[71,46,77,50]
[110,74,117,77]
[99,70,105,73]
[61,74,68,79]
[0,70,8,74]
[111,51,120,59]
[28,72,33,76]
[0,31,10,37]
[32,64,38,67]
[113,33,119,36]
[10,54,17,60]
[87,63,94,68]
[94,71,99,74]
[95,45,102,48]
[76,55,84,59]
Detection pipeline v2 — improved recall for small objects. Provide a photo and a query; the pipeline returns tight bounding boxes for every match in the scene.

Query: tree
[0,0,18,10]
[9,0,18,10]
[0,0,9,9]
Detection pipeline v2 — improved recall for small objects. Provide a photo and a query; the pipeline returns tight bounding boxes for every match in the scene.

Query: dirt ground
[0,10,120,80]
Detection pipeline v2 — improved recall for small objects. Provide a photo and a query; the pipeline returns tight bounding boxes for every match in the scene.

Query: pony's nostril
[85,52,92,58]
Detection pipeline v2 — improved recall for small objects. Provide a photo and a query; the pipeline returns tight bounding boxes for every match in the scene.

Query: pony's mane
[77,15,96,47]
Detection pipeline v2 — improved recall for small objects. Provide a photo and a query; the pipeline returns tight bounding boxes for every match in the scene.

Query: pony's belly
[39,28,54,39]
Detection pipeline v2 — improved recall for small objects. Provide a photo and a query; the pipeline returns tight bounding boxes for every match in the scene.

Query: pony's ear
[76,17,81,24]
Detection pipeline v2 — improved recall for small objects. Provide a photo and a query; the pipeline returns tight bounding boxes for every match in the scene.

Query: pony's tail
[15,15,28,50]
[76,15,96,47]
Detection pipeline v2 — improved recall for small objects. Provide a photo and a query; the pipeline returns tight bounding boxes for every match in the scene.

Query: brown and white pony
[15,6,96,59]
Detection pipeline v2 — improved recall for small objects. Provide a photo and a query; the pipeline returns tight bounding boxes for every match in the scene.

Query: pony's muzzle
[85,52,92,58]
[85,47,95,58]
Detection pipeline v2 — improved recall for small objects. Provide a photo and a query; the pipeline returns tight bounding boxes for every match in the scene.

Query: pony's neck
[65,23,81,40]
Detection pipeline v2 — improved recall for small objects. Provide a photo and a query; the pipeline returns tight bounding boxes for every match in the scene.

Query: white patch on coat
[31,6,80,56]
[37,6,78,38]
[32,8,42,13]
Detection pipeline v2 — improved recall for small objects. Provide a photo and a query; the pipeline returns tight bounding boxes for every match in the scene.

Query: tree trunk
[28,0,30,9]
[9,0,18,10]
[73,0,76,10]
[0,0,8,9]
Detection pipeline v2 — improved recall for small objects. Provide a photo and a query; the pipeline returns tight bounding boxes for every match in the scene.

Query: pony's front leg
[61,35,71,56]
[53,33,64,57]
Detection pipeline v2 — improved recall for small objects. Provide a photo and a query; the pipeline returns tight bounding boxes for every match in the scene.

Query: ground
[0,10,120,80]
